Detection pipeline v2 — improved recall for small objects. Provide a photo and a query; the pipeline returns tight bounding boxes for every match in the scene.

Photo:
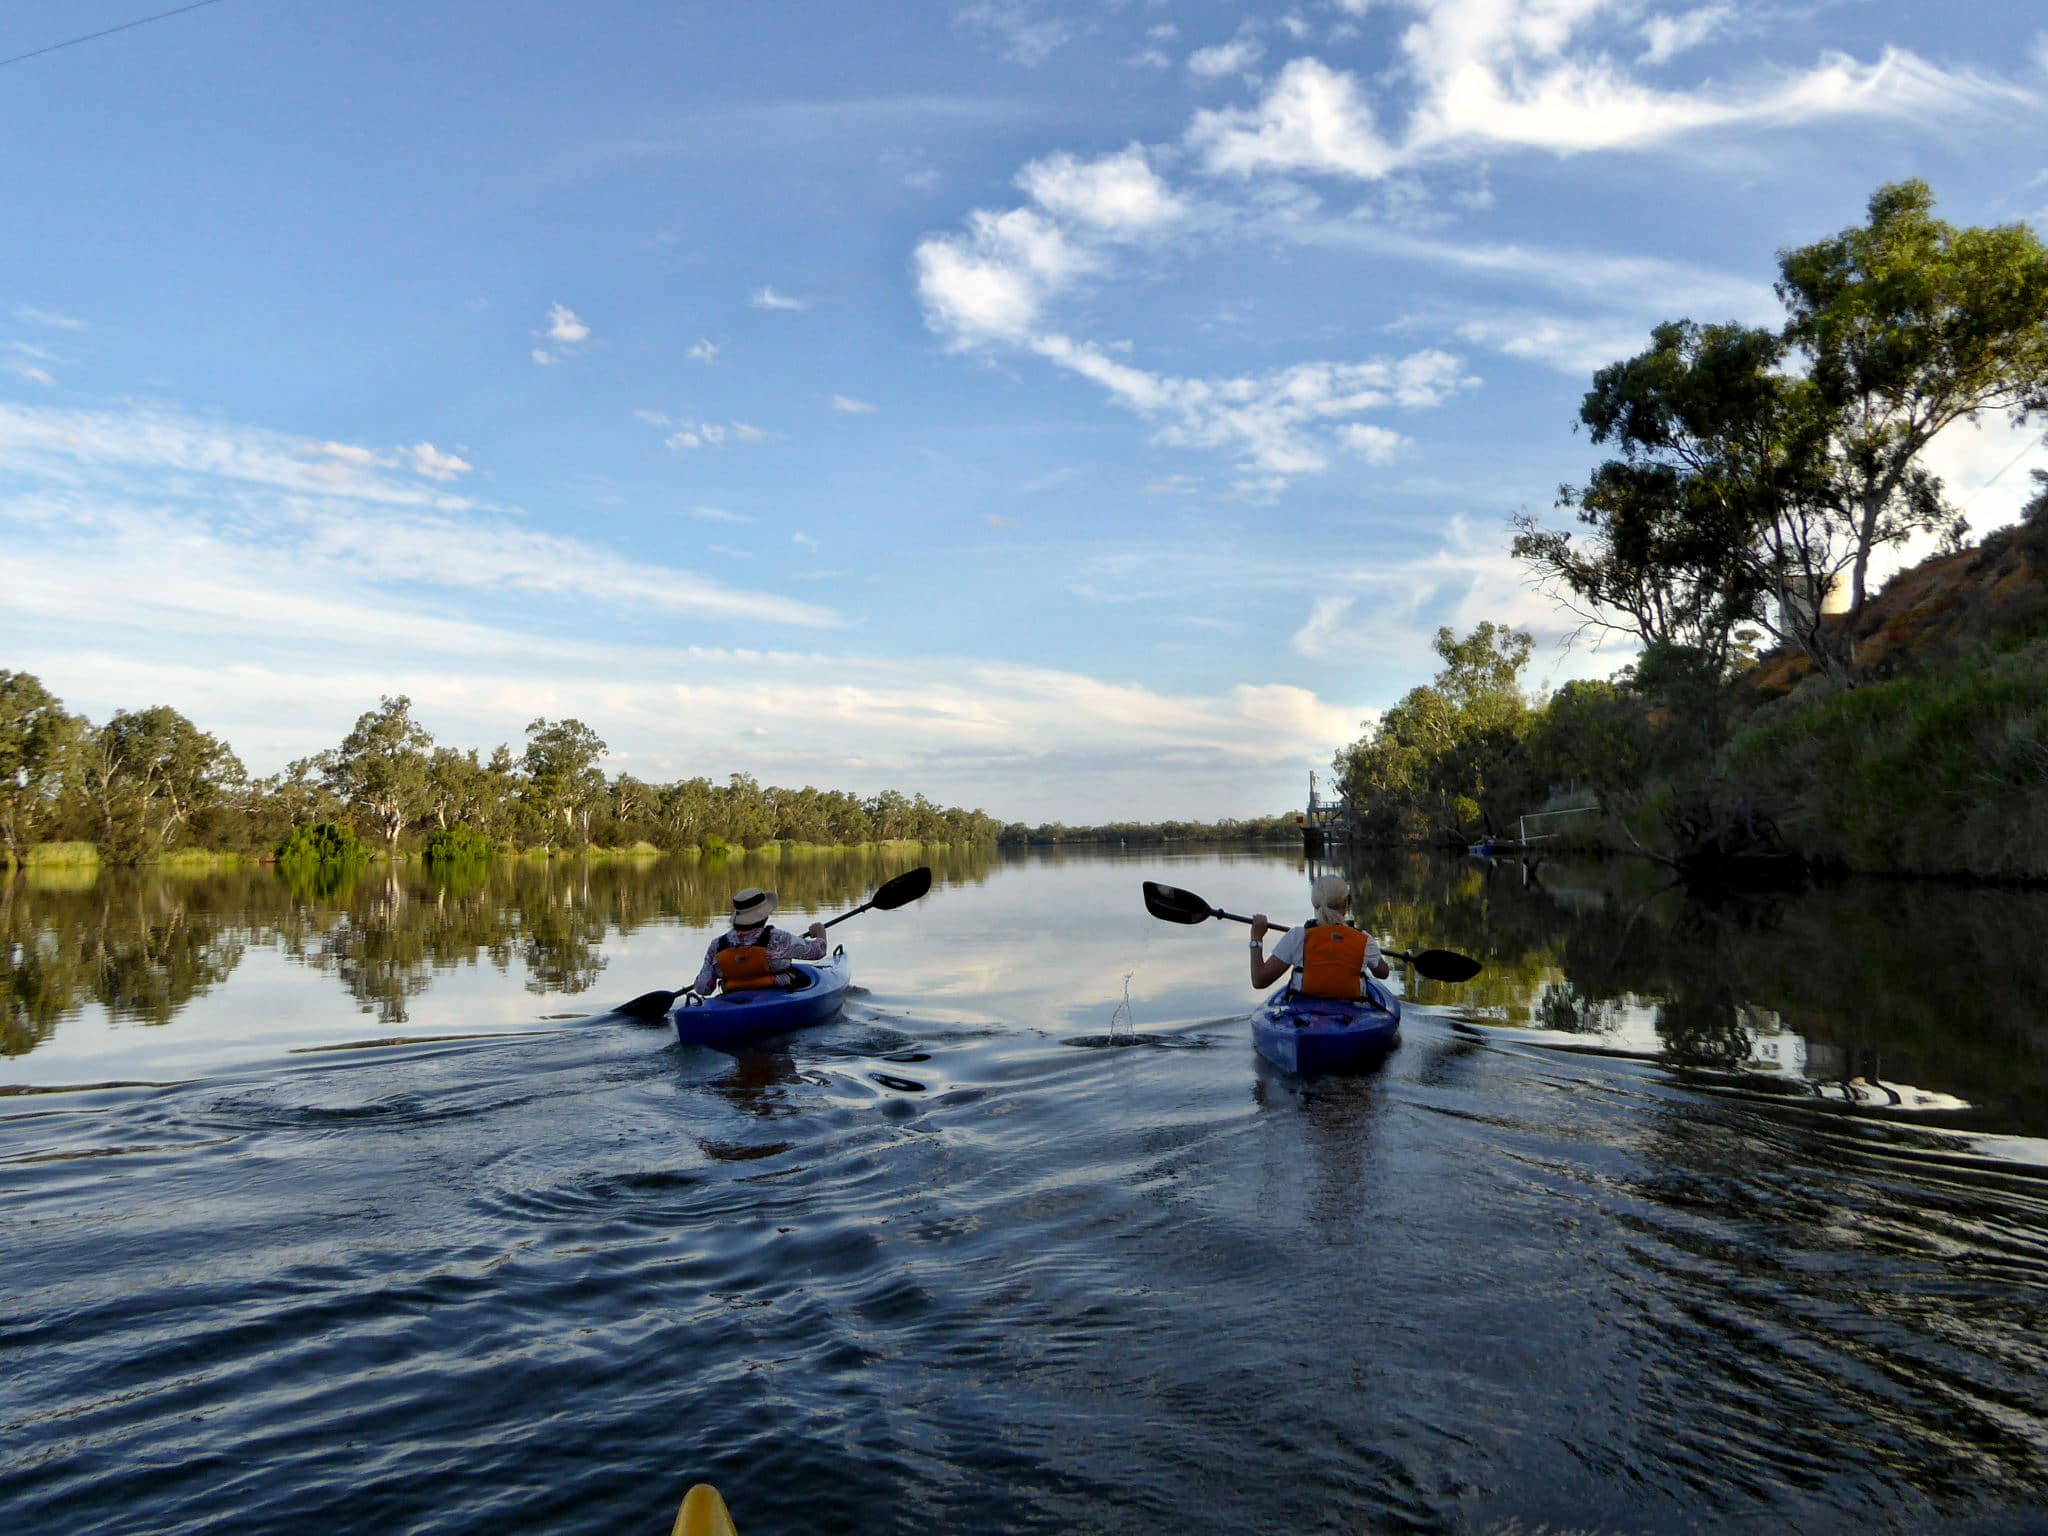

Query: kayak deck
[1251,976,1401,1075]
[672,948,851,1047]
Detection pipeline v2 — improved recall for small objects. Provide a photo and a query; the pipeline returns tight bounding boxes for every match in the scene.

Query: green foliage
[322,695,434,854]
[81,705,246,862]
[1517,181,2048,691]
[0,670,83,866]
[423,823,493,866]
[1721,641,2048,879]
[1335,623,1538,844]
[277,821,367,866]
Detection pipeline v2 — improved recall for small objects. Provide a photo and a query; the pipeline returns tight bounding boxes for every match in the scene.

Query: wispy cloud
[9,363,55,386]
[1188,33,1265,82]
[1640,5,1734,67]
[407,442,474,481]
[792,530,819,549]
[691,506,752,524]
[651,417,772,452]
[958,2,1070,67]
[1188,31,2022,179]
[832,394,877,413]
[983,513,1019,529]
[14,305,83,331]
[751,286,809,311]
[1292,594,1354,659]
[687,338,718,362]
[0,403,841,633]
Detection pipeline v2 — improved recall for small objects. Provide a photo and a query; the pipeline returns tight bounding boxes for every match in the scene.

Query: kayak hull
[672,949,851,1047]
[1252,977,1401,1075]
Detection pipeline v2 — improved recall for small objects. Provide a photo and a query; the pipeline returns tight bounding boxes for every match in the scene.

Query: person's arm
[1248,915,1291,990]
[793,921,828,960]
[689,941,719,998]
[1364,932,1390,982]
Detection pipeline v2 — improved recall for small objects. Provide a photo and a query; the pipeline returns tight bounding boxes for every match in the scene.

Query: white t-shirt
[1270,923,1383,974]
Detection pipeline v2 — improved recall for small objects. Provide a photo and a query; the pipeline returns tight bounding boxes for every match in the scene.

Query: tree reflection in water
[2,844,996,1043]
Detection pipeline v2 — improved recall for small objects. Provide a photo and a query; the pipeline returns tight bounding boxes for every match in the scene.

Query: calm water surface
[5,848,2047,1534]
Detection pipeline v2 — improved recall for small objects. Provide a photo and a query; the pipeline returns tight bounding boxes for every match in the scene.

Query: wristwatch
[1249,939,1262,950]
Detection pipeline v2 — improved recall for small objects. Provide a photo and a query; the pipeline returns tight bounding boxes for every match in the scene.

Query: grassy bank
[1718,638,2048,882]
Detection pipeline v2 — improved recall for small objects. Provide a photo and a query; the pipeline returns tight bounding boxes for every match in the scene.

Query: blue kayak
[1252,976,1401,1075]
[671,947,851,1047]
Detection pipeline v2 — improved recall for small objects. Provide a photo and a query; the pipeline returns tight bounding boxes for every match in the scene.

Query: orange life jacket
[713,928,780,992]
[1297,922,1367,1000]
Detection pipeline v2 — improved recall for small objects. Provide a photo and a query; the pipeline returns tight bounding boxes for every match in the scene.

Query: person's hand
[1250,914,1269,942]
[806,922,827,940]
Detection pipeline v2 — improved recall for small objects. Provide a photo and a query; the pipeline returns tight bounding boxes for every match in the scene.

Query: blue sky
[4,0,2045,822]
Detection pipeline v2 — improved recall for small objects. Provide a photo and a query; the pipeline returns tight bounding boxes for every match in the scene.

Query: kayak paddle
[614,865,934,1020]
[1141,879,1483,984]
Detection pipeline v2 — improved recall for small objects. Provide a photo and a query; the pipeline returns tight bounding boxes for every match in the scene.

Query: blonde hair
[1308,873,1350,927]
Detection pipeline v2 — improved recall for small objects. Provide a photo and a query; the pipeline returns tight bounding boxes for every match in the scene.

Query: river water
[5,847,2046,1534]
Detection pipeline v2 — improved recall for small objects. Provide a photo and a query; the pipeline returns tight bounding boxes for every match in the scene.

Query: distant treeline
[0,681,1004,867]
[996,817,1300,845]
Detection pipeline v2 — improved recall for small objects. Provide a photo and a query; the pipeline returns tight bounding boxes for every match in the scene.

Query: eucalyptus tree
[0,671,81,866]
[520,717,608,852]
[1517,181,2048,689]
[80,706,246,858]
[1778,179,2048,613]
[323,696,435,859]
[1334,624,1537,843]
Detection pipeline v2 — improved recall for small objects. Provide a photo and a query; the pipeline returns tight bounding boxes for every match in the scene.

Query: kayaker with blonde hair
[1248,873,1389,996]
[689,887,829,998]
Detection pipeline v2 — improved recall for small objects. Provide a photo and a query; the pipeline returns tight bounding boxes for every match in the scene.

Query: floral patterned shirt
[690,924,828,997]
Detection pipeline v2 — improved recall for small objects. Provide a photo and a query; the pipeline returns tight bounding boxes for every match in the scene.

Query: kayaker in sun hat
[1247,873,1390,996]
[688,887,829,997]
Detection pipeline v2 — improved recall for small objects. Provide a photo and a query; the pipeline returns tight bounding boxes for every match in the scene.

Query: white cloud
[958,2,1070,66]
[1128,48,1172,69]
[1450,311,1661,377]
[1025,333,1476,477]
[14,305,82,330]
[1189,35,1266,81]
[1293,594,1355,658]
[1187,35,2017,184]
[832,394,878,413]
[1188,58,1397,180]
[792,531,819,549]
[1017,144,1185,234]
[914,206,1092,343]
[10,364,55,386]
[655,418,768,451]
[1280,14,1311,42]
[1640,5,1733,66]
[984,513,1019,529]
[1341,423,1407,463]
[1146,474,1201,495]
[545,303,590,343]
[531,348,557,366]
[687,338,718,362]
[690,506,752,523]
[408,442,474,481]
[751,286,809,311]
[0,404,843,634]
[1148,24,1179,41]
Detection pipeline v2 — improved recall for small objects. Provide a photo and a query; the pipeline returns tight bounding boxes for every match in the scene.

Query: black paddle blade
[1391,948,1483,984]
[614,989,679,1021]
[1142,881,1216,925]
[870,866,932,911]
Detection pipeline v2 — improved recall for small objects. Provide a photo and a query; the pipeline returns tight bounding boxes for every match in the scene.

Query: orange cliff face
[1746,520,2048,697]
